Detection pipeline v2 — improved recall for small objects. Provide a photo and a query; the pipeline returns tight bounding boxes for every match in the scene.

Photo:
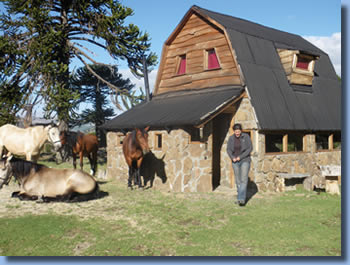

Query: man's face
[234,129,242,138]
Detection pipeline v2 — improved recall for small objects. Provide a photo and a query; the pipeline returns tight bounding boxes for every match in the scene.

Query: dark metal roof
[194,5,341,131]
[101,86,244,131]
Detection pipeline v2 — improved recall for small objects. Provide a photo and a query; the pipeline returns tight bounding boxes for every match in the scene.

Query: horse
[59,131,98,176]
[122,127,150,189]
[0,124,62,162]
[0,155,98,202]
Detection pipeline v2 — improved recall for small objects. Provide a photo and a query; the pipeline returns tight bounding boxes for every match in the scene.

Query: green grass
[0,179,341,256]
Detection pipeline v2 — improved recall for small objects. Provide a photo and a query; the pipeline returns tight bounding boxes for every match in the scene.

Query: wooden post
[329,134,334,150]
[283,134,288,152]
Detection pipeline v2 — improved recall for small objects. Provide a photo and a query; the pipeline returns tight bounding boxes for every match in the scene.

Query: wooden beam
[283,134,288,152]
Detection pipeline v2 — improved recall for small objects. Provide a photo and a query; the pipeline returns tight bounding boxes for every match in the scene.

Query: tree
[0,0,157,127]
[71,64,135,146]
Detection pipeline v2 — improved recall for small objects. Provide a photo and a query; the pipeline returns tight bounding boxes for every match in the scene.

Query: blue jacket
[226,133,252,163]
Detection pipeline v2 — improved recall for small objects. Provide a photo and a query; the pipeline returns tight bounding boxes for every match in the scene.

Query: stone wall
[106,123,214,192]
[106,95,341,193]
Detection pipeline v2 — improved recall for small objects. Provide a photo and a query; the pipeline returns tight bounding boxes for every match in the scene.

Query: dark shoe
[238,201,245,207]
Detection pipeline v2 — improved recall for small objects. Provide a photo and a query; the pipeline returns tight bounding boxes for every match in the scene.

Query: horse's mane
[10,157,47,180]
[66,131,83,147]
[131,130,137,146]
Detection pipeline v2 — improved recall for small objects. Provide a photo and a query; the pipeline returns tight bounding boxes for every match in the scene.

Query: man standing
[226,123,252,206]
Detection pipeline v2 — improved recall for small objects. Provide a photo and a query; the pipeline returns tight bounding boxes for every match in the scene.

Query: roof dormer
[277,49,319,86]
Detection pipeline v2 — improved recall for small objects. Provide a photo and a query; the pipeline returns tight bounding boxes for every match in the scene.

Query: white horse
[0,124,62,162]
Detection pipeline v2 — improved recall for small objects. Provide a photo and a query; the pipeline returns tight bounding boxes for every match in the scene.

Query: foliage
[0,0,157,125]
[71,64,135,127]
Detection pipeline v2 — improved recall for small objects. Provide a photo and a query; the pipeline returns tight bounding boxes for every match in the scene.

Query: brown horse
[59,131,98,176]
[122,127,150,189]
[0,155,98,202]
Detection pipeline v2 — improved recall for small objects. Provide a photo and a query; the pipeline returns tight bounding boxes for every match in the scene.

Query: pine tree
[71,64,135,146]
[0,0,157,127]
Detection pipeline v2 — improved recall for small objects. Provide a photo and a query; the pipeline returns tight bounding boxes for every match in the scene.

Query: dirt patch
[0,180,119,221]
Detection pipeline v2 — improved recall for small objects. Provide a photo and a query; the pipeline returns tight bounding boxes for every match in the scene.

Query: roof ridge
[192,5,323,54]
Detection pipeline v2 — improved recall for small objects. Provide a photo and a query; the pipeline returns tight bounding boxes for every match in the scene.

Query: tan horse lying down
[0,124,62,162]
[0,156,98,202]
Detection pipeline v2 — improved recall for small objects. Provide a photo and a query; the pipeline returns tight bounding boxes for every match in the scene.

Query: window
[316,132,341,151]
[288,134,303,152]
[316,133,329,151]
[265,134,283,153]
[155,133,162,150]
[265,133,304,153]
[333,133,341,150]
[176,54,186,75]
[296,55,311,70]
[190,128,201,143]
[293,53,315,73]
[117,134,125,146]
[206,49,220,70]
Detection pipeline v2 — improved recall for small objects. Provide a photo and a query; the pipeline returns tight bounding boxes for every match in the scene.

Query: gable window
[296,54,313,71]
[176,54,186,75]
[206,49,220,70]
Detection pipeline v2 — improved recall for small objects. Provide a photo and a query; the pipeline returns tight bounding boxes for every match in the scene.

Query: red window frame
[177,55,186,75]
[207,49,220,69]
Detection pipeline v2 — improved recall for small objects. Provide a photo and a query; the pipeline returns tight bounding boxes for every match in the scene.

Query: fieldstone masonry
[106,96,341,193]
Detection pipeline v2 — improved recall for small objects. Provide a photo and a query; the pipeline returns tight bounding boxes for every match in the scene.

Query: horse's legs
[136,158,143,188]
[128,166,134,188]
[79,152,84,171]
[72,153,77,169]
[87,152,97,176]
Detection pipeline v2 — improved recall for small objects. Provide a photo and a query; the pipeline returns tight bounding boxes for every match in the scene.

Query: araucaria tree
[0,0,157,126]
[71,64,135,146]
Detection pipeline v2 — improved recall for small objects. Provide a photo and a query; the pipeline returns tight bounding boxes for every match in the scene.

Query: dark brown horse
[0,155,98,202]
[59,131,98,176]
[123,127,150,189]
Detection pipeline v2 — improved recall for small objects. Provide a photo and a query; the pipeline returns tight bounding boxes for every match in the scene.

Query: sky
[112,0,341,94]
[0,0,347,263]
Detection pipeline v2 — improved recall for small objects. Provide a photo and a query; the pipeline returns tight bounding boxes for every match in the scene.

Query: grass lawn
[0,166,341,256]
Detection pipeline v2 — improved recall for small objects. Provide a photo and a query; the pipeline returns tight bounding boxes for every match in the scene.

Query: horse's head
[47,125,62,151]
[59,131,67,145]
[135,126,150,155]
[0,155,13,189]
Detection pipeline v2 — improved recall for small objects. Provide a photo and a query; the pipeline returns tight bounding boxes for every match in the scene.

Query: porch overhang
[100,85,244,132]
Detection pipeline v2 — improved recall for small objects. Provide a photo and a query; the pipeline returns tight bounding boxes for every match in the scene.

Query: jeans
[232,160,251,203]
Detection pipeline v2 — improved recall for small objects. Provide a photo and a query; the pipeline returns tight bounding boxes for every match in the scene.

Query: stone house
[101,6,341,193]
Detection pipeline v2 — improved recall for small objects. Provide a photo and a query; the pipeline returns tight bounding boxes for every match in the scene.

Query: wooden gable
[154,11,242,95]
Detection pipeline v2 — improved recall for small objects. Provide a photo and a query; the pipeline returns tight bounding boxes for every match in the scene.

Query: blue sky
[110,0,341,93]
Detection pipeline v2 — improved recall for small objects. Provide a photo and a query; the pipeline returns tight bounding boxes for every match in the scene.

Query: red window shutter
[296,57,310,70]
[208,49,220,69]
[177,55,186,75]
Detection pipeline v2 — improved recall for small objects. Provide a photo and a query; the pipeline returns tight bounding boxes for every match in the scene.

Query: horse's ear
[144,126,150,132]
[161,154,166,160]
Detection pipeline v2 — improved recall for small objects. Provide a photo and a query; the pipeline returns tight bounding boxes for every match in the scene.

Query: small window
[190,128,201,143]
[206,49,220,70]
[333,132,341,150]
[316,133,329,151]
[265,134,283,153]
[155,133,162,150]
[176,54,186,75]
[287,134,303,152]
[117,134,125,146]
[296,55,311,70]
